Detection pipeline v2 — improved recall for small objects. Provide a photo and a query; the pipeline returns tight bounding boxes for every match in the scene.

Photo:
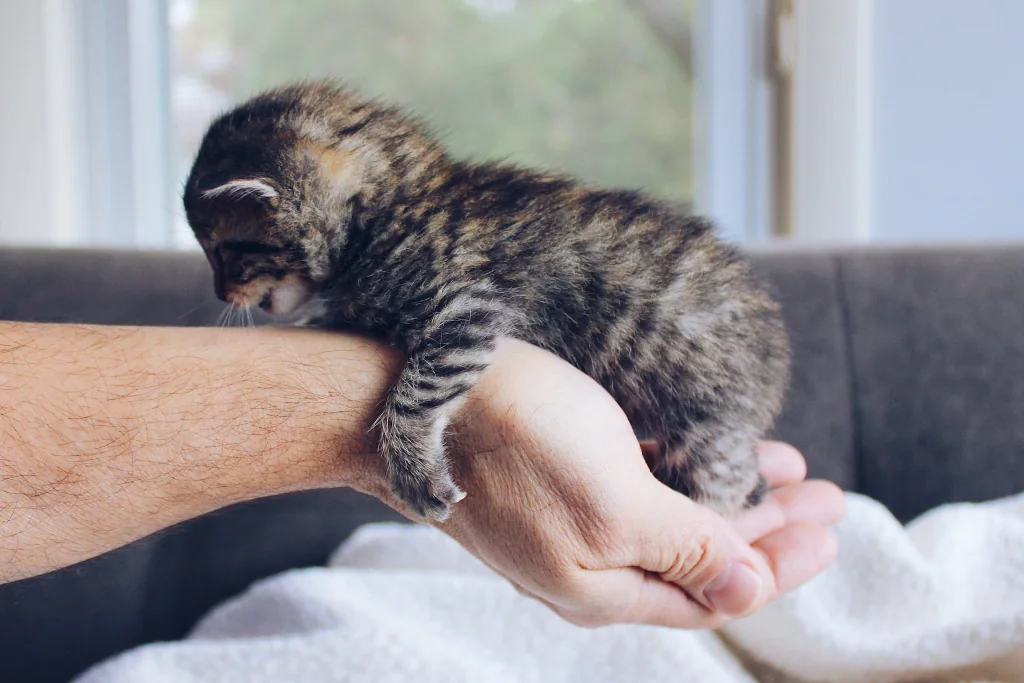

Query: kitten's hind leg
[652,425,767,516]
[376,288,504,522]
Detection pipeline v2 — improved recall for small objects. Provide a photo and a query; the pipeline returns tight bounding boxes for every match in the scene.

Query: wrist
[77,325,401,522]
[187,327,401,505]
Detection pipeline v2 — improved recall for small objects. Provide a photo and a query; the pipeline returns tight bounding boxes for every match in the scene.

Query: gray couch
[0,245,1022,683]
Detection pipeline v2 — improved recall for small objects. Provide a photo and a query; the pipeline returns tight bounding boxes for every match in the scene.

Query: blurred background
[1,0,1022,249]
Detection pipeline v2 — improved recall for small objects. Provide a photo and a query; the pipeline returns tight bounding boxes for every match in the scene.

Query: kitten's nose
[214,273,227,301]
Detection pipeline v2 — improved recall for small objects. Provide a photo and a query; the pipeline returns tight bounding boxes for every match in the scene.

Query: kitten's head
[183,81,439,317]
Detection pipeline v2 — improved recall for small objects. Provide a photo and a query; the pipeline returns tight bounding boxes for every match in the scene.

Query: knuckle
[544,575,618,628]
[659,528,717,585]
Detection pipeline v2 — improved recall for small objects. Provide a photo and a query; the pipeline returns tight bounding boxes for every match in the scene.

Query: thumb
[633,486,773,618]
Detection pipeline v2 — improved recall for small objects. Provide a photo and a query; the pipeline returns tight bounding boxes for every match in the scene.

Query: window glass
[170,0,694,246]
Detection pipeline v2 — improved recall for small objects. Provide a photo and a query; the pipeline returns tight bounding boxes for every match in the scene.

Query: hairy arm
[0,323,843,628]
[0,322,399,583]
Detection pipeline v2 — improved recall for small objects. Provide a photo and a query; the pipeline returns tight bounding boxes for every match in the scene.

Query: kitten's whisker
[176,300,220,322]
[216,305,231,328]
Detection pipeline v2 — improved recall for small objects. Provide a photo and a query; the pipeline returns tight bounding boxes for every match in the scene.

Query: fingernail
[703,562,763,617]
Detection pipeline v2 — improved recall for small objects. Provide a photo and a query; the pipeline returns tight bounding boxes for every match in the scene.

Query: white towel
[75,493,1024,683]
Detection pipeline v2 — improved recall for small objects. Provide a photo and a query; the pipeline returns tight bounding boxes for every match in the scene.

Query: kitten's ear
[200,178,280,203]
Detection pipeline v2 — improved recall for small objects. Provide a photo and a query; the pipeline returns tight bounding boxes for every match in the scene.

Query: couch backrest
[757,244,1024,519]
[0,245,1022,682]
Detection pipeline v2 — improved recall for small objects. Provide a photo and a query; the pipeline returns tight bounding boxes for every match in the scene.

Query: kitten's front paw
[377,395,467,522]
[744,473,770,509]
[390,465,466,522]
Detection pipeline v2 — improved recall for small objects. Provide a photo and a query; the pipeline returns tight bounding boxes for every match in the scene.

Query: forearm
[0,322,398,583]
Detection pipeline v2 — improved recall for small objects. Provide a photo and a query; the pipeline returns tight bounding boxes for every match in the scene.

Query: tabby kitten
[183,81,790,521]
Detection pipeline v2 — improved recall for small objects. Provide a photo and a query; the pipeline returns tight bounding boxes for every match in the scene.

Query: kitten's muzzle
[224,290,247,308]
[223,276,313,317]
[224,286,265,310]
[258,291,273,311]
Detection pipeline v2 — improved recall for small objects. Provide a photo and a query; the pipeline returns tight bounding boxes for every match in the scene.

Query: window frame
[777,0,874,242]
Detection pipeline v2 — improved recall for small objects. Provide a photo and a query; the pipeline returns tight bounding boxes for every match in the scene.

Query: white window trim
[782,0,874,242]
[692,0,775,243]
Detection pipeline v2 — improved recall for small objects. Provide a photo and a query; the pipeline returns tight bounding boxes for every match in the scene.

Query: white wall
[0,2,57,244]
[0,0,170,248]
[872,0,1024,242]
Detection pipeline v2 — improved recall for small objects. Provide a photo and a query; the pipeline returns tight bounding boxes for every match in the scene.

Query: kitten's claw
[744,474,770,509]
[392,471,465,522]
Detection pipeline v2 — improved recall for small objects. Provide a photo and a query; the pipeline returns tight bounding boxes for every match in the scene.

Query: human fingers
[756,440,807,487]
[629,486,775,620]
[753,523,839,597]
[732,479,846,542]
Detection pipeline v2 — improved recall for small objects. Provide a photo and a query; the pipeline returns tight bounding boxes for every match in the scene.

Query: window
[1,0,772,248]
[8,0,1017,247]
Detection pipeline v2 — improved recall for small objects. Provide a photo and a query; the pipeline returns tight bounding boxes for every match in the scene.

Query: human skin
[0,322,844,627]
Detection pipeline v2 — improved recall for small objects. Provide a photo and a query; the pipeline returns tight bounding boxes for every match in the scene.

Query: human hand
[417,339,845,629]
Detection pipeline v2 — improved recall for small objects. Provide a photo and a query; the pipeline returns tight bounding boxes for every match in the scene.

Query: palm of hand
[429,339,845,629]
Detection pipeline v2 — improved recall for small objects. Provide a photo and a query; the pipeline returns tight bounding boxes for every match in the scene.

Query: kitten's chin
[260,281,314,317]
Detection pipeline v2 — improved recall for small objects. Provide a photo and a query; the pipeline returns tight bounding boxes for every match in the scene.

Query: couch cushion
[750,250,857,490]
[0,249,216,327]
[837,245,1024,521]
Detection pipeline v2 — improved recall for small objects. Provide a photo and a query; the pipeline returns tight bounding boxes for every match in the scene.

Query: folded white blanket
[76,493,1024,683]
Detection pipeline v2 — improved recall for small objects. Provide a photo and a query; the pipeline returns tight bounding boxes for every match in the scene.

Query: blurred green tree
[175,0,692,201]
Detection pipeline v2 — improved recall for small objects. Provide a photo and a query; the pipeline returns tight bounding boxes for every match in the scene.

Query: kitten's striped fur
[183,81,790,521]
